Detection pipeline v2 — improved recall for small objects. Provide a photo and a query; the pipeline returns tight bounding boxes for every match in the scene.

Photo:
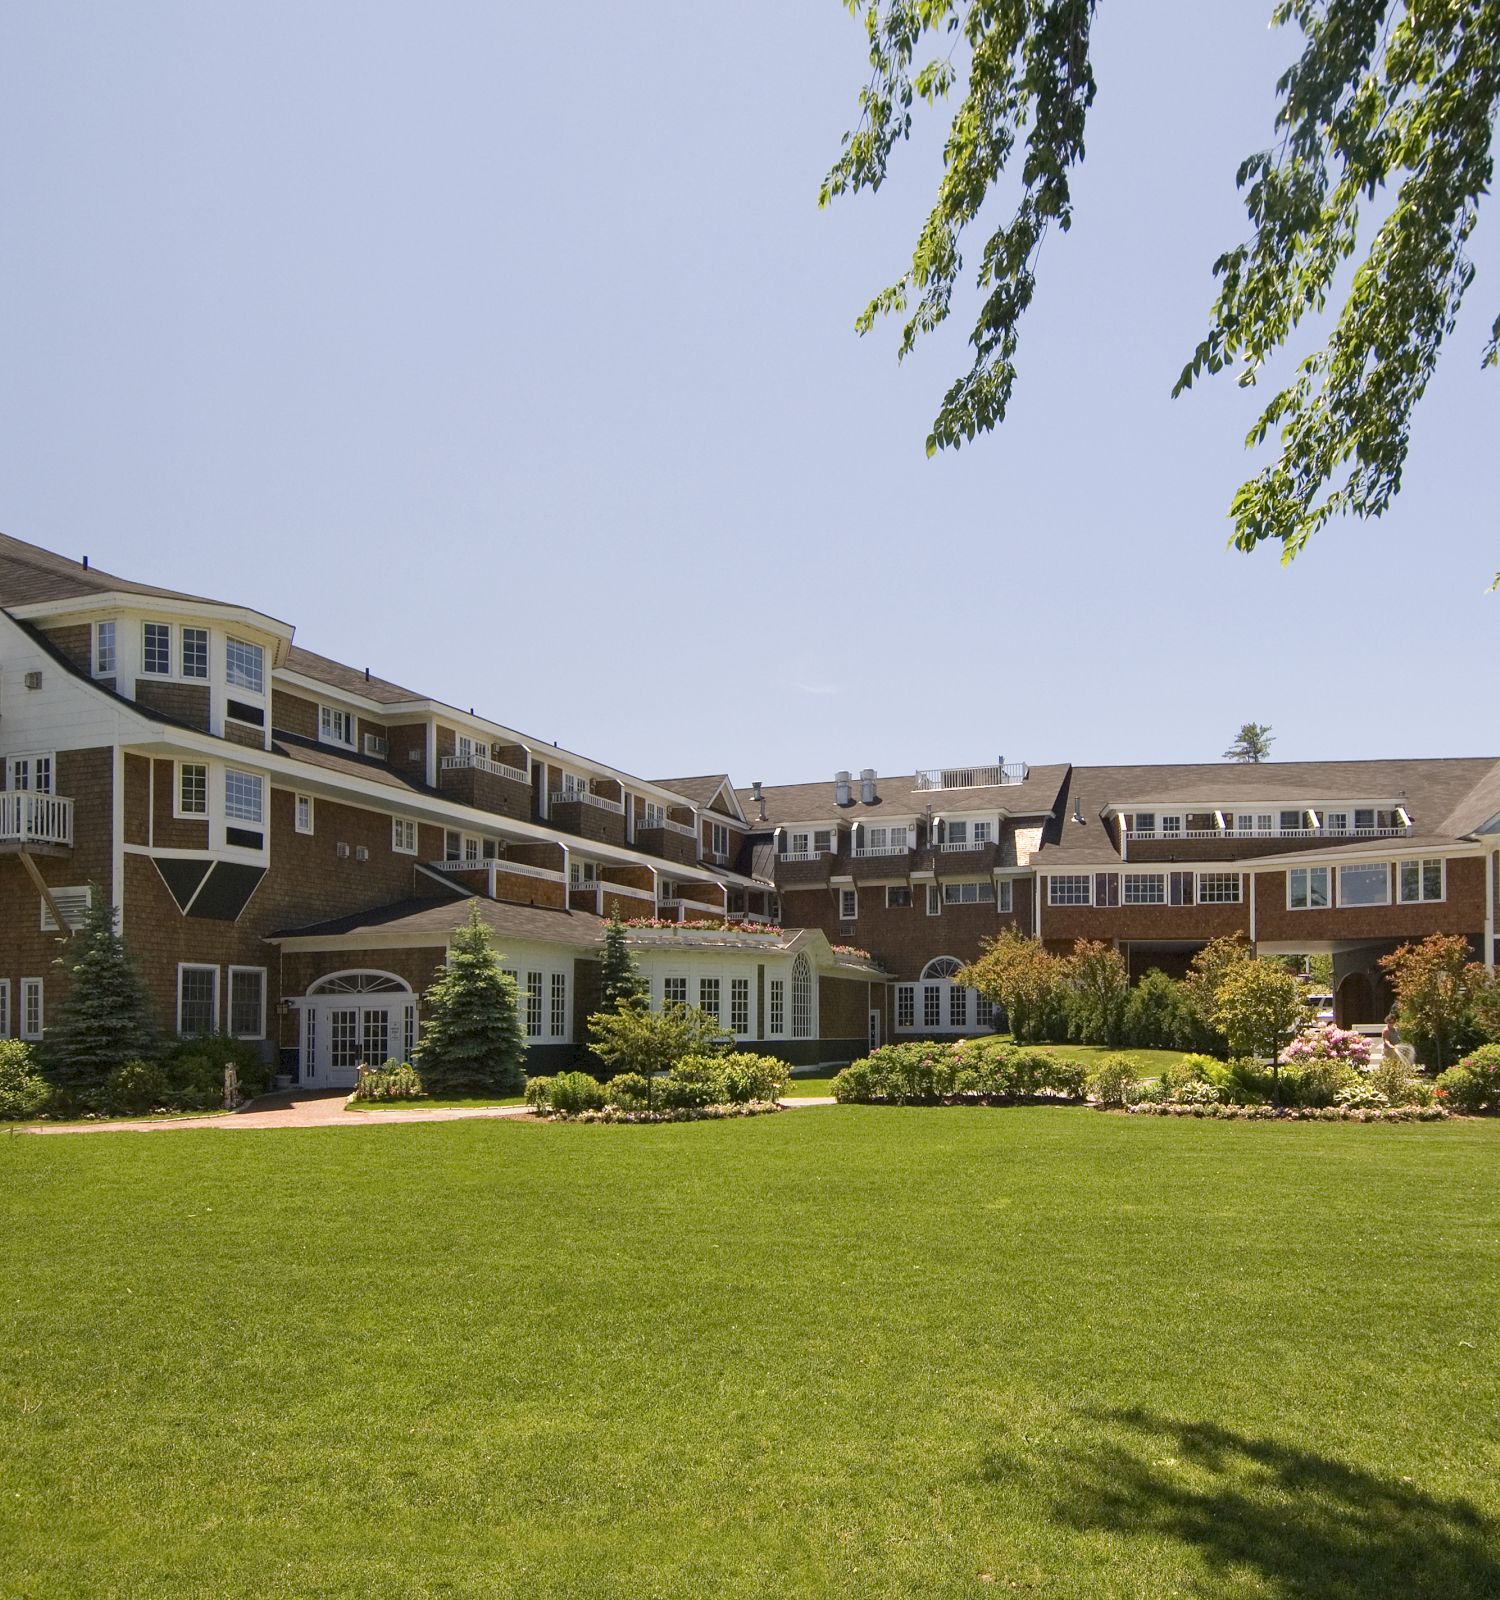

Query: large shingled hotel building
[1,532,1495,1082]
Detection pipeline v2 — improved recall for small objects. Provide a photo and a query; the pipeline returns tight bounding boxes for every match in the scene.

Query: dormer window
[143,622,171,676]
[93,621,115,676]
[320,706,354,746]
[226,637,264,694]
[181,627,209,680]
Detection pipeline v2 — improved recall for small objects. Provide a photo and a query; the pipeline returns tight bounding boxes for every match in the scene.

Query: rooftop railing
[913,763,1028,790]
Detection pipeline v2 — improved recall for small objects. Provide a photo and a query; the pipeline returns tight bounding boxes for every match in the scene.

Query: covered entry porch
[292,971,418,1089]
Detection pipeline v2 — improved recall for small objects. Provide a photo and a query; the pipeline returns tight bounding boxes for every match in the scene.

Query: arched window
[308,971,411,995]
[790,953,813,1039]
[921,955,965,981]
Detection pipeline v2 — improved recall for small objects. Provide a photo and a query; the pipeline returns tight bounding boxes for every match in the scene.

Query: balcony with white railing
[0,792,73,848]
[778,849,833,863]
[551,789,625,815]
[914,762,1028,791]
[643,816,696,838]
[1125,824,1413,842]
[853,844,911,858]
[442,752,529,785]
[659,896,726,919]
[939,837,994,852]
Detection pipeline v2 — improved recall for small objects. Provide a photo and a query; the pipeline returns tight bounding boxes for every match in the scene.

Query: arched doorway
[298,971,417,1088]
[899,956,995,1035]
[1335,970,1378,1028]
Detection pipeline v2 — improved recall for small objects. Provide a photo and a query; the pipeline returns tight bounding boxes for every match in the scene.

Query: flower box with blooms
[624,918,784,942]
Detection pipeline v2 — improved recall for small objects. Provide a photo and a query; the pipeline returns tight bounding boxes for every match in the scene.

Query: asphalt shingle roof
[738,765,1072,827]
[271,895,610,947]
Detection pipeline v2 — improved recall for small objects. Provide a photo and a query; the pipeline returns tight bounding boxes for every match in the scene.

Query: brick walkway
[25,1089,837,1134]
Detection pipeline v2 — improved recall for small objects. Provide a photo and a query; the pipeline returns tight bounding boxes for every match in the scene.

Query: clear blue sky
[1,3,1494,784]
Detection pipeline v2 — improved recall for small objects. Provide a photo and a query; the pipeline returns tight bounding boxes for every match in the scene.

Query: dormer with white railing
[913,761,1029,790]
[1119,803,1412,843]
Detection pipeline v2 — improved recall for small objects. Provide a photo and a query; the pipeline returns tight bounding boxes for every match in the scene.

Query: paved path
[26,1089,838,1135]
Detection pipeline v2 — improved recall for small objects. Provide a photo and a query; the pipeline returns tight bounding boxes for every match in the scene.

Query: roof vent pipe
[860,768,877,804]
[1073,795,1085,824]
[834,770,851,806]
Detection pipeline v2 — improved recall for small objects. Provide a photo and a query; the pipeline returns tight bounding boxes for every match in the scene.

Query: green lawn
[3,1112,1498,1598]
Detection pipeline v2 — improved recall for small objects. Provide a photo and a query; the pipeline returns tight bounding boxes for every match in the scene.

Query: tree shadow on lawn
[1001,1406,1499,1598]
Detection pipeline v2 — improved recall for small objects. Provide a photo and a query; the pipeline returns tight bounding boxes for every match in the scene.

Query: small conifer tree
[40,890,158,1092]
[415,904,526,1095]
[599,906,647,1011]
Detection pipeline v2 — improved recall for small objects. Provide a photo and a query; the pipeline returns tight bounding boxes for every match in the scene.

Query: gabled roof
[0,530,229,609]
[738,765,1071,827]
[652,774,749,822]
[270,895,611,948]
[282,644,425,706]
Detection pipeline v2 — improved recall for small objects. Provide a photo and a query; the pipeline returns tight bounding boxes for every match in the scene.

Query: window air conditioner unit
[355,846,369,862]
[364,733,388,757]
[24,671,42,690]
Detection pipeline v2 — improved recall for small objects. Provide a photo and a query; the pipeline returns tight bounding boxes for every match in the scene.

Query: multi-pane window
[1338,864,1389,907]
[923,984,942,1028]
[1198,872,1242,904]
[1049,875,1091,906]
[942,881,995,905]
[946,821,968,847]
[392,817,417,854]
[1288,866,1330,910]
[1132,813,1156,835]
[463,836,480,865]
[927,884,942,916]
[886,886,912,908]
[1256,813,1273,833]
[181,626,209,679]
[93,620,115,676]
[320,706,354,745]
[698,977,721,1022]
[790,954,813,1038]
[812,829,833,854]
[8,754,53,793]
[997,880,1014,913]
[839,888,858,919]
[663,976,688,1008]
[768,978,785,1034]
[1169,871,1196,906]
[948,984,967,1028]
[1160,815,1182,836]
[526,972,544,1038]
[710,822,730,859]
[21,978,43,1040]
[0,979,9,1037]
[642,802,665,829]
[551,973,568,1038]
[444,830,461,862]
[177,966,217,1034]
[228,968,265,1039]
[224,769,263,823]
[226,637,264,693]
[896,985,915,1029]
[976,994,996,1028]
[1325,812,1349,835]
[1122,873,1166,905]
[972,821,993,845]
[143,622,171,675]
[179,763,208,816]
[730,977,750,1036]
[294,794,314,834]
[1399,859,1444,903]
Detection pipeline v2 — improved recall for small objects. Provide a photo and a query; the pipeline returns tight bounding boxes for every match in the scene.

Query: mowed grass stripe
[2,1111,1498,1599]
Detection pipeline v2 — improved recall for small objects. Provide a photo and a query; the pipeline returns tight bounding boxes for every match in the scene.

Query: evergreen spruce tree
[414,904,526,1095]
[40,890,158,1092]
[599,906,647,1011]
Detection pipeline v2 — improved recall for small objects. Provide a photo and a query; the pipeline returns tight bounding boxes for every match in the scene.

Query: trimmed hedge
[832,1039,1088,1105]
[526,1052,790,1119]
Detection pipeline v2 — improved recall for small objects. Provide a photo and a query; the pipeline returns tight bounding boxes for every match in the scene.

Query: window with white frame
[663,975,688,1008]
[886,885,912,908]
[996,880,1014,913]
[226,637,264,693]
[1280,810,1304,832]
[1095,873,1121,908]
[943,881,995,905]
[973,820,993,845]
[20,978,43,1040]
[1198,872,1242,904]
[392,817,417,854]
[463,835,480,865]
[813,828,833,854]
[1399,859,1445,903]
[946,821,968,847]
[768,977,785,1034]
[228,967,265,1039]
[181,626,209,680]
[8,754,53,793]
[1122,872,1166,905]
[93,620,115,676]
[896,985,915,1030]
[1131,812,1156,836]
[39,885,91,932]
[320,706,354,746]
[710,821,730,859]
[1049,875,1091,906]
[1169,871,1196,906]
[927,884,942,916]
[923,983,942,1028]
[790,953,813,1038]
[444,830,461,862]
[948,984,967,1028]
[839,887,858,920]
[550,973,568,1038]
[786,831,809,855]
[642,802,665,829]
[143,622,171,676]
[525,972,544,1037]
[1255,813,1273,833]
[224,769,263,824]
[1325,811,1349,835]
[0,979,9,1037]
[1338,863,1390,907]
[698,977,721,1022]
[294,794,315,834]
[1160,815,1181,836]
[178,763,208,817]
[976,993,996,1028]
[1288,866,1330,910]
[730,977,750,1035]
[177,965,218,1035]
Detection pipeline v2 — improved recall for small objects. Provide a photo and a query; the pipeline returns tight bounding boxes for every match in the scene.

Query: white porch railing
[660,896,724,918]
[0,792,73,846]
[914,763,1028,790]
[1125,824,1413,842]
[442,753,529,785]
[551,789,625,815]
[938,838,993,852]
[571,880,655,912]
[640,815,696,837]
[778,849,832,863]
[853,844,910,858]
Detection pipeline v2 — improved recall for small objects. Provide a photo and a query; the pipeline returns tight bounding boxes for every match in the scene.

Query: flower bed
[832,1039,1088,1105]
[1124,1101,1449,1122]
[559,1101,783,1124]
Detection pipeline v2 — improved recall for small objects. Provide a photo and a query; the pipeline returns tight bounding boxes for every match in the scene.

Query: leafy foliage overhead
[822,1,1498,563]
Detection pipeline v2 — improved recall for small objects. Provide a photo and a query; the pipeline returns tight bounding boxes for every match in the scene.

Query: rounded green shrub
[1434,1063,1489,1114]
[714,1053,789,1104]
[523,1076,554,1112]
[549,1071,606,1115]
[103,1059,170,1116]
[1088,1054,1142,1107]
[0,1040,51,1121]
[604,1071,651,1110]
[351,1061,425,1102]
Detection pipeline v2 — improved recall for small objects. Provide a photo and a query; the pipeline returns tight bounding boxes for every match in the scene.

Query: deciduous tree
[1379,932,1483,1069]
[822,2,1499,568]
[959,927,1069,1042]
[1065,939,1129,1046]
[1213,959,1306,1101]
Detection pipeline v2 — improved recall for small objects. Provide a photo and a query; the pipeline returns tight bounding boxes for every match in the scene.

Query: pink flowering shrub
[1281,1025,1371,1067]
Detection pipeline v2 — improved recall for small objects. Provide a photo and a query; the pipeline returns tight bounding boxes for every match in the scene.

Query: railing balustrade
[913,763,1028,790]
[551,789,625,815]
[853,844,911,858]
[0,792,73,846]
[441,753,530,785]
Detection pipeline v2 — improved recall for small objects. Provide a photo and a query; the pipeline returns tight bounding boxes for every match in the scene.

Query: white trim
[838,886,858,921]
[1396,857,1446,904]
[294,793,315,835]
[391,816,418,855]
[19,977,42,1040]
[176,963,221,1034]
[227,965,267,1040]
[39,884,91,932]
[1335,861,1391,908]
[175,760,209,820]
